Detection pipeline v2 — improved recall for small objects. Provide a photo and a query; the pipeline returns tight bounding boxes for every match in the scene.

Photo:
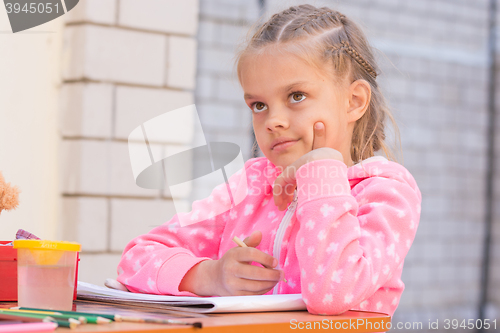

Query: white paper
[77,281,306,313]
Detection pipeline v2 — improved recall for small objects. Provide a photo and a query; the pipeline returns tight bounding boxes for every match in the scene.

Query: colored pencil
[0,313,44,323]
[47,318,80,329]
[0,311,80,329]
[16,308,113,323]
[0,309,88,325]
[119,316,202,328]
[0,322,57,332]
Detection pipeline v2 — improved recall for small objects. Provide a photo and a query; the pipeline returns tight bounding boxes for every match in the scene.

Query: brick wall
[195,0,261,162]
[60,0,199,285]
[490,1,500,321]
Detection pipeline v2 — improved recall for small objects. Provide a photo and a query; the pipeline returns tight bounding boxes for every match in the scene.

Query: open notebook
[77,281,306,313]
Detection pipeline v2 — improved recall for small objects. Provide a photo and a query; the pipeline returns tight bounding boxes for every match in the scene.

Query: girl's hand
[273,122,344,211]
[180,231,282,296]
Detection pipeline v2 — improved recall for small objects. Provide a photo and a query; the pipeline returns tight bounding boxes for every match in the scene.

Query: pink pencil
[0,322,57,333]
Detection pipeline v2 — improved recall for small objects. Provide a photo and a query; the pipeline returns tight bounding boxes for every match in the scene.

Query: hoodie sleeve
[117,158,254,296]
[294,158,421,315]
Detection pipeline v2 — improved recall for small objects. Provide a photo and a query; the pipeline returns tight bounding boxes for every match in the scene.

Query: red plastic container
[0,241,17,301]
[0,241,80,302]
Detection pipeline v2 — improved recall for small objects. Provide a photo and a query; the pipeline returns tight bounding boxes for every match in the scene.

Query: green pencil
[47,317,81,329]
[0,309,88,324]
[16,307,113,323]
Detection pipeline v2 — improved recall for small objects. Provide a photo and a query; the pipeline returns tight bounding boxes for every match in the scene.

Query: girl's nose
[266,107,289,132]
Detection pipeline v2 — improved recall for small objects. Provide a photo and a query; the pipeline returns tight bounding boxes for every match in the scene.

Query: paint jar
[13,240,81,311]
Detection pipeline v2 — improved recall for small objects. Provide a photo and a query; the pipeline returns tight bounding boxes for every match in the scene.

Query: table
[0,301,391,333]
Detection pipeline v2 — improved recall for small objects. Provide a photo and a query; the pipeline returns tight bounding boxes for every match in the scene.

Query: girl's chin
[271,155,302,169]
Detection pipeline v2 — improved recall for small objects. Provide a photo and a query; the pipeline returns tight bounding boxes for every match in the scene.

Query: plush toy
[0,171,20,215]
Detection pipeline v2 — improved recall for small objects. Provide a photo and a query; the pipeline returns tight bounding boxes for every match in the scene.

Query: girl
[117,4,422,317]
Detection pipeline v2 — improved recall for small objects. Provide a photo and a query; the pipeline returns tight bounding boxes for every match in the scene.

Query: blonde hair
[236,4,401,164]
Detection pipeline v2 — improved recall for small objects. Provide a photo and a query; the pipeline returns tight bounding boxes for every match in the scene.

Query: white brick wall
[60,1,199,287]
[63,25,166,86]
[114,86,194,140]
[77,253,122,286]
[108,141,163,197]
[119,0,198,35]
[60,83,113,138]
[61,140,160,197]
[109,198,178,252]
[166,36,198,89]
[61,140,110,195]
[64,0,117,25]
[61,197,108,252]
[199,0,259,23]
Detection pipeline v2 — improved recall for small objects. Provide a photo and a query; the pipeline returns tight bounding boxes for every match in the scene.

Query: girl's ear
[346,79,371,123]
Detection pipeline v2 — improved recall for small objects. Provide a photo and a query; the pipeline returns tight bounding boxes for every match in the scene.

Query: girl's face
[240,51,356,170]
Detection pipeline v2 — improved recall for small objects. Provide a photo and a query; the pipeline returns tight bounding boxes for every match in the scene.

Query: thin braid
[340,41,377,78]
[260,7,299,36]
[293,10,344,34]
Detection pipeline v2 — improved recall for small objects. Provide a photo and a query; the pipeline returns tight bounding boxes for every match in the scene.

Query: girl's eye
[252,102,268,113]
[290,93,306,103]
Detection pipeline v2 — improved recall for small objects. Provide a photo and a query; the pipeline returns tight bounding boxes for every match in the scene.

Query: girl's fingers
[235,264,282,282]
[236,247,277,269]
[312,121,326,150]
[241,279,279,293]
[234,282,277,295]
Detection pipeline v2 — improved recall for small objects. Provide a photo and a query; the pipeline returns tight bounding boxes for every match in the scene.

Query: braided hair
[236,4,400,164]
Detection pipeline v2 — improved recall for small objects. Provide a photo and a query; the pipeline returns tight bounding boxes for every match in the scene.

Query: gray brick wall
[195,0,261,163]
[490,9,500,321]
[193,0,262,200]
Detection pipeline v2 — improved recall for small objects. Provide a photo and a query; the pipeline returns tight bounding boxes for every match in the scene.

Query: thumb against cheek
[312,121,326,150]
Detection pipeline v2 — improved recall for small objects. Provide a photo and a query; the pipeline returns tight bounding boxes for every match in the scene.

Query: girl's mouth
[272,139,299,152]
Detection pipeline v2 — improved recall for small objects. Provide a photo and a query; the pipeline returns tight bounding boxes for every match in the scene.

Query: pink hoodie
[117,155,421,317]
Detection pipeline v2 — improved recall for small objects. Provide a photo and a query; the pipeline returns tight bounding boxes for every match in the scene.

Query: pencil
[49,317,81,329]
[232,236,287,283]
[119,316,202,328]
[0,311,80,329]
[0,322,58,332]
[232,235,247,248]
[13,308,110,324]
[0,309,89,324]
[17,307,117,322]
[0,313,45,323]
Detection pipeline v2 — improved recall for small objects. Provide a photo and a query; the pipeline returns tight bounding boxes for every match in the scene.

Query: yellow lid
[13,240,81,252]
